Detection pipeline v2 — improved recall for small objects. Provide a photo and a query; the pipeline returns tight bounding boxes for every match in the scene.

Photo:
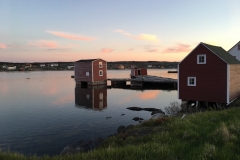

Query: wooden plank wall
[229,64,240,102]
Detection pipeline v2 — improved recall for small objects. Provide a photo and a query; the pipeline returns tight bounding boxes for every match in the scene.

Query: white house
[50,63,58,67]
[67,66,74,69]
[2,65,8,69]
[7,65,16,70]
[228,41,240,61]
[40,64,45,67]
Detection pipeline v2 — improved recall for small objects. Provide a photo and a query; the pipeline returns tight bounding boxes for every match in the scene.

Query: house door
[138,70,141,75]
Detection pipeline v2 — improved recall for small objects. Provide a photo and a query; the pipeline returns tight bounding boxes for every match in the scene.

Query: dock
[108,75,177,90]
[168,70,178,73]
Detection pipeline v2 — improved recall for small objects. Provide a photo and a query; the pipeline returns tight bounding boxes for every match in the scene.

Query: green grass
[1,107,240,160]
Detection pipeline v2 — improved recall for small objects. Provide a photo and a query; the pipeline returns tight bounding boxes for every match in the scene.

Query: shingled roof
[202,43,240,64]
[76,59,98,62]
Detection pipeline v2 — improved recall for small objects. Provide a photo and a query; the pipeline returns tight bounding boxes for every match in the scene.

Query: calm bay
[0,69,178,156]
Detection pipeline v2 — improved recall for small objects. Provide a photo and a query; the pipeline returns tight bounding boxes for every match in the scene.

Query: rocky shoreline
[60,107,166,155]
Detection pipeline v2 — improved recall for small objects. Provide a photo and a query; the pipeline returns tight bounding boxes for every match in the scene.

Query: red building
[131,68,147,77]
[178,42,240,105]
[74,59,107,87]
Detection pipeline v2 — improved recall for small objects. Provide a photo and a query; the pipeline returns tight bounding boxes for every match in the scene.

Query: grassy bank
[1,107,240,160]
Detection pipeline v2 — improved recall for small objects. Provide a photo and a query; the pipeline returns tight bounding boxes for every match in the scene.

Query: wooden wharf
[108,75,177,89]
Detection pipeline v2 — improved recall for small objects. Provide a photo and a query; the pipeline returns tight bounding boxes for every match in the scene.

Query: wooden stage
[107,75,177,90]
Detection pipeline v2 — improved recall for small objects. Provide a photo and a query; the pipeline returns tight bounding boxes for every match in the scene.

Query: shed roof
[202,43,240,64]
[76,58,106,62]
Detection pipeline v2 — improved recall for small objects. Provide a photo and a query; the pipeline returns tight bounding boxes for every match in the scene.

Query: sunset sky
[1,0,240,62]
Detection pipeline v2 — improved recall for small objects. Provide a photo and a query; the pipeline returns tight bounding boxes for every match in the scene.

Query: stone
[117,125,126,133]
[142,108,159,111]
[132,117,140,121]
[127,107,143,111]
[151,109,165,115]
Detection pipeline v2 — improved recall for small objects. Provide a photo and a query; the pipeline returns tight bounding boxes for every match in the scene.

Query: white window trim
[99,62,103,68]
[188,77,196,86]
[197,54,206,64]
[99,70,103,76]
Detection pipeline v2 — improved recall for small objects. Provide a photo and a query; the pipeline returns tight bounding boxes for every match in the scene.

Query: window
[238,44,240,50]
[197,54,206,64]
[86,72,89,76]
[99,62,102,68]
[99,70,103,76]
[188,77,196,86]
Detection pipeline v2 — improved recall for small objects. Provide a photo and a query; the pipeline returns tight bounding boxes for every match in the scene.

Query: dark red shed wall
[93,59,107,82]
[179,44,227,103]
[133,69,147,76]
[74,61,92,82]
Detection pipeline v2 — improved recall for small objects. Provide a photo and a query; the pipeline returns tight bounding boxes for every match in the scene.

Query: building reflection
[75,85,107,110]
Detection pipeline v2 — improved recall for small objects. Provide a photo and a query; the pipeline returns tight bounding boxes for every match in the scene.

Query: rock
[151,113,166,120]
[60,145,76,155]
[124,125,134,132]
[142,108,159,111]
[139,118,144,120]
[127,107,143,111]
[117,125,126,133]
[118,125,134,133]
[106,117,112,119]
[132,117,140,121]
[121,114,125,116]
[151,109,165,115]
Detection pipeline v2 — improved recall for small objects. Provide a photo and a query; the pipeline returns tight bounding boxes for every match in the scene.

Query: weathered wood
[108,75,177,84]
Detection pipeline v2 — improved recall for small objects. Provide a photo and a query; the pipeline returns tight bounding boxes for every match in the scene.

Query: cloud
[141,45,160,53]
[46,30,96,41]
[0,43,7,49]
[28,40,58,49]
[147,49,158,52]
[162,43,192,53]
[101,48,114,53]
[114,29,159,42]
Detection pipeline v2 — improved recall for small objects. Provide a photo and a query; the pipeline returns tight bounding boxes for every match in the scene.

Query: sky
[1,0,240,62]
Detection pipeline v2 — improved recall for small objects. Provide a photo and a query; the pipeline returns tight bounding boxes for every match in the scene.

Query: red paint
[131,68,147,76]
[74,59,107,83]
[179,43,227,103]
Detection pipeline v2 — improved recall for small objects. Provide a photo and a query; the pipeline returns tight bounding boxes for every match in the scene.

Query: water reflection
[75,85,107,110]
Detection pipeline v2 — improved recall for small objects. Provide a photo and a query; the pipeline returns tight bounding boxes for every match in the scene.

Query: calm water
[0,69,179,156]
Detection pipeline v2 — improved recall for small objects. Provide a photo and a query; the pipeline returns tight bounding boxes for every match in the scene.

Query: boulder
[117,125,126,133]
[127,107,143,111]
[151,109,165,115]
[132,117,140,121]
[142,108,159,111]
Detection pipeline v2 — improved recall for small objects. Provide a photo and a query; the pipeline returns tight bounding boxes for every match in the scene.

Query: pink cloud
[0,43,7,49]
[46,30,96,41]
[28,40,58,49]
[114,29,159,42]
[162,43,192,53]
[101,48,114,53]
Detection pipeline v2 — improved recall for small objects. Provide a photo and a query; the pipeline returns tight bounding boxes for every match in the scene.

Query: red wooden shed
[131,68,147,77]
[178,42,240,105]
[74,59,107,87]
